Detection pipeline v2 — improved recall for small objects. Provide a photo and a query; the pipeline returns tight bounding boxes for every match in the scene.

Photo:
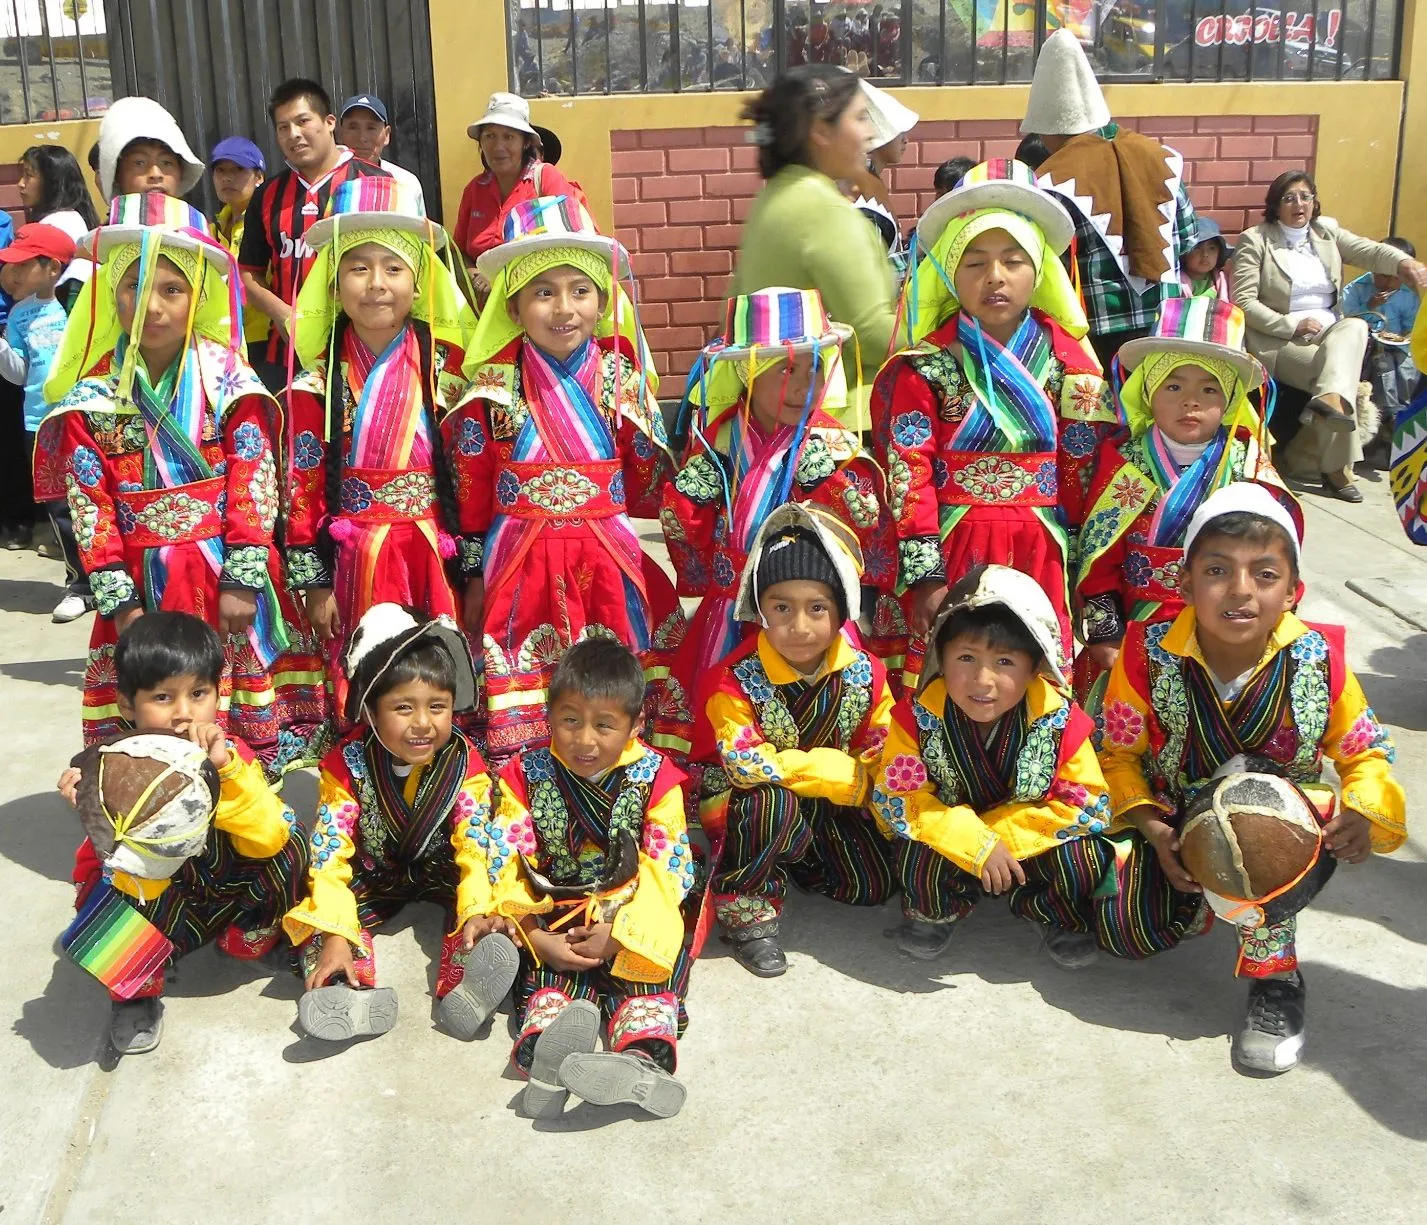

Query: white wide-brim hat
[915,167,1076,255]
[98,95,205,201]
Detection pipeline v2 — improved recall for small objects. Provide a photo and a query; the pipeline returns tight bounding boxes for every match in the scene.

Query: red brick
[644,325,705,349]
[668,147,730,173]
[639,128,705,148]
[702,127,747,146]
[1206,210,1248,237]
[628,252,668,277]
[1199,115,1254,132]
[1252,159,1306,182]
[919,141,979,166]
[1134,117,1189,136]
[1219,134,1274,159]
[1275,134,1316,159]
[618,230,640,251]
[610,131,639,150]
[671,250,733,275]
[703,224,741,247]
[887,192,917,218]
[670,197,730,224]
[1187,185,1214,212]
[613,201,667,227]
[983,139,1021,161]
[1193,159,1251,184]
[640,174,704,201]
[917,121,960,140]
[1167,134,1218,160]
[954,119,1021,138]
[890,165,934,192]
[638,302,670,327]
[611,149,666,176]
[640,276,704,302]
[703,170,763,197]
[671,298,725,326]
[1253,115,1313,132]
[730,145,760,172]
[1215,184,1272,208]
[642,224,704,251]
[730,196,754,224]
[611,178,637,204]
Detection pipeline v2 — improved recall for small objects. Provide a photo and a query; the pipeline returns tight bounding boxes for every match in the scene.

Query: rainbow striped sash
[62,883,174,999]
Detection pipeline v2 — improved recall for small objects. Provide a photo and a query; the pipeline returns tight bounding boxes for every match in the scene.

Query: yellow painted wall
[1395,0,1427,248]
[0,117,103,209]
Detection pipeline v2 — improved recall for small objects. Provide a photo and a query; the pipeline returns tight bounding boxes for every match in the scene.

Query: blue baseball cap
[209,136,265,172]
[340,94,389,125]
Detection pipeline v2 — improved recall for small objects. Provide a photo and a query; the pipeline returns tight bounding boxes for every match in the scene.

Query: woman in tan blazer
[1232,171,1426,501]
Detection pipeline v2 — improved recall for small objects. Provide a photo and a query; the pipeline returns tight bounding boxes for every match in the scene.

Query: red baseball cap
[0,223,77,265]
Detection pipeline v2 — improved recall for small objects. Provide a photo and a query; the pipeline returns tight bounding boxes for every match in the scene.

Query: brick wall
[610,114,1318,382]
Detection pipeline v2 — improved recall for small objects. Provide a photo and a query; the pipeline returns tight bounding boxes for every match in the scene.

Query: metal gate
[102,0,442,220]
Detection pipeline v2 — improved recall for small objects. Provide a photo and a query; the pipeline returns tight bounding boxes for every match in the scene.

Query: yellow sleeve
[488,785,551,923]
[213,748,293,859]
[858,678,895,772]
[609,781,691,983]
[707,688,867,807]
[1097,652,1170,822]
[450,768,496,930]
[281,768,363,950]
[870,710,1001,876]
[1323,666,1407,853]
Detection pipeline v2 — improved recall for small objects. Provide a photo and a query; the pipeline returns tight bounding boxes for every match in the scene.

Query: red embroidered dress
[448,334,687,762]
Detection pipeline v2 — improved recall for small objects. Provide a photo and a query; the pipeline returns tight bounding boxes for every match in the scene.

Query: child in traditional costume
[284,178,477,716]
[1094,485,1406,1073]
[662,286,896,703]
[489,638,693,1120]
[1074,294,1297,704]
[58,612,308,1055]
[873,159,1114,693]
[34,193,327,778]
[448,195,685,764]
[871,565,1109,963]
[285,605,516,1043]
[695,504,896,978]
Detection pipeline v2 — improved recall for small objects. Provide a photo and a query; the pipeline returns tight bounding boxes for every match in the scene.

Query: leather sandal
[722,918,787,978]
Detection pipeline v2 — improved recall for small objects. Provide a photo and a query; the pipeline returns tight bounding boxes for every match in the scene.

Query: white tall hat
[1020,30,1111,137]
[860,80,919,151]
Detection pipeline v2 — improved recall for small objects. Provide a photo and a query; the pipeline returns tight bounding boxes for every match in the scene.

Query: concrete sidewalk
[2,478,1425,1225]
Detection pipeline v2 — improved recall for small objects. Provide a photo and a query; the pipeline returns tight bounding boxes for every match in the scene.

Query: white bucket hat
[921,564,1066,690]
[98,95,205,201]
[860,80,918,152]
[466,91,561,163]
[1020,29,1111,138]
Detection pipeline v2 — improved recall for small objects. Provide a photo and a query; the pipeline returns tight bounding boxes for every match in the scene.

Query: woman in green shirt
[732,66,895,430]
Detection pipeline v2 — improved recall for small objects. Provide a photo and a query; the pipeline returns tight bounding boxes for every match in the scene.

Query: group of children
[40,128,1406,1112]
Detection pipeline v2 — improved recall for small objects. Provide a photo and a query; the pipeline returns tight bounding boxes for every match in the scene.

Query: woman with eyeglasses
[1232,170,1427,502]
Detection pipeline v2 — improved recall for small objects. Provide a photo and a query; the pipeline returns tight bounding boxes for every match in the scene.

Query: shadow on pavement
[12,946,107,1070]
[1357,633,1427,732]
[0,789,83,885]
[0,655,84,690]
[1312,854,1427,944]
[0,576,66,616]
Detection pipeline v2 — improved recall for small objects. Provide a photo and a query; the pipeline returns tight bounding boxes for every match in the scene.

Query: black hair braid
[411,318,463,543]
[318,314,350,574]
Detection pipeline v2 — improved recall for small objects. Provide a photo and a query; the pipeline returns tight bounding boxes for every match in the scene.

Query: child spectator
[0,223,90,620]
[449,196,685,764]
[286,604,514,1042]
[873,159,1113,692]
[1074,294,1297,703]
[933,155,975,197]
[239,79,392,376]
[33,194,328,777]
[95,95,204,200]
[1094,484,1406,1073]
[17,144,100,305]
[695,504,896,978]
[1179,217,1232,302]
[1342,235,1420,447]
[1014,133,1050,171]
[57,611,308,1055]
[284,179,476,717]
[663,287,895,727]
[872,565,1109,963]
[209,137,271,370]
[488,637,694,1119]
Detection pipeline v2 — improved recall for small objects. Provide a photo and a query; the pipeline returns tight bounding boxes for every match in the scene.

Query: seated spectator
[1342,236,1420,463]
[1180,217,1232,302]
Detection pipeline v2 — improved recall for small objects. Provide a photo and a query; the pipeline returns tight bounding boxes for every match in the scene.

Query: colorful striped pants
[711,784,897,930]
[897,835,1103,927]
[511,943,693,1074]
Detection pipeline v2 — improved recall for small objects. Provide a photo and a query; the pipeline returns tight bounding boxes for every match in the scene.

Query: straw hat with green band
[1117,293,1265,437]
[292,177,476,372]
[45,193,241,406]
[463,194,656,389]
[901,159,1085,348]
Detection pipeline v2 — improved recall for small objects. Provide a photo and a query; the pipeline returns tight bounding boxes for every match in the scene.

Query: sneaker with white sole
[52,593,92,623]
[1234,972,1306,1074]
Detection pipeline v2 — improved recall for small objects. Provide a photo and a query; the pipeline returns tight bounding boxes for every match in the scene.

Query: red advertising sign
[1194,10,1342,49]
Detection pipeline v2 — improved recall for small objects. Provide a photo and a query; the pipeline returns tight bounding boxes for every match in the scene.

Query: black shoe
[1234,972,1306,1074]
[722,919,787,978]
[1321,474,1364,503]
[894,916,957,960]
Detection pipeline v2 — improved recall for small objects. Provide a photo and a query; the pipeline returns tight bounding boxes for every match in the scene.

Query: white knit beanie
[98,96,206,201]
[1021,30,1111,137]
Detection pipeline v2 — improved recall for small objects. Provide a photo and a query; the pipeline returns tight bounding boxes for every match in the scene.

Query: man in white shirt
[337,94,426,215]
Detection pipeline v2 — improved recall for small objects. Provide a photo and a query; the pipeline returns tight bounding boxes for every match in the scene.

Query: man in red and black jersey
[239,77,390,378]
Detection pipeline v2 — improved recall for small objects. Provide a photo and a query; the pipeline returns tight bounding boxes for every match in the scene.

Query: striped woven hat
[304,176,447,250]
[1119,291,1265,389]
[475,193,625,281]
[707,287,852,362]
[914,157,1074,255]
[77,191,230,273]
